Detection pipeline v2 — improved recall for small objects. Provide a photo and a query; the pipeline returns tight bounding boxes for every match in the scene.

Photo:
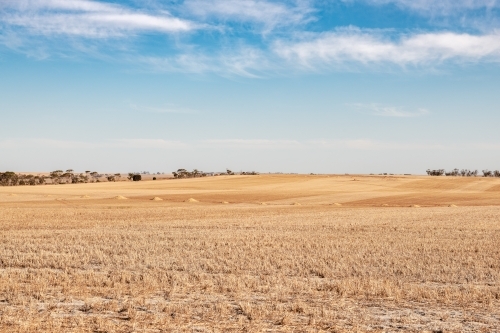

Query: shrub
[426,169,445,176]
[173,169,207,179]
[427,169,479,177]
[482,170,493,177]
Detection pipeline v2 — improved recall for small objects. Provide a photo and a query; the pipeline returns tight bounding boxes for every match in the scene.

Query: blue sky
[1,0,500,174]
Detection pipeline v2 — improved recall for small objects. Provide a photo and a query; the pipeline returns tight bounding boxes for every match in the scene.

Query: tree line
[426,169,500,177]
[0,170,123,186]
[172,169,258,179]
[1,168,260,186]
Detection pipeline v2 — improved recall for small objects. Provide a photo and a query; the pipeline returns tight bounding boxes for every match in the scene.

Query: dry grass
[0,175,499,332]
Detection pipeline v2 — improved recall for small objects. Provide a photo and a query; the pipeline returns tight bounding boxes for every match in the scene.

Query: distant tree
[241,171,258,175]
[50,170,64,184]
[482,170,493,177]
[426,169,445,176]
[0,172,19,186]
[89,172,99,182]
[36,175,46,185]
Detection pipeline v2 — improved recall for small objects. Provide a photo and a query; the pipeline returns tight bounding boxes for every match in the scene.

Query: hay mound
[81,195,91,199]
[186,198,199,203]
[221,201,229,204]
[292,202,302,206]
[333,203,342,206]
[448,204,458,207]
[260,202,267,205]
[113,196,128,200]
[151,197,163,201]
[411,204,421,208]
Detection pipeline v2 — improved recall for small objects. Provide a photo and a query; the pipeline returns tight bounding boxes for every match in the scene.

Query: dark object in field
[133,175,142,181]
[153,177,156,180]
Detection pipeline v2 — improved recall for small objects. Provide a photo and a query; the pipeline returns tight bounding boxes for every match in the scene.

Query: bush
[173,169,207,179]
[427,169,479,177]
[426,169,445,176]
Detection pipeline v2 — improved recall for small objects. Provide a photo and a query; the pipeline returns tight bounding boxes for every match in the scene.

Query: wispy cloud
[2,138,500,151]
[184,0,313,30]
[202,139,303,149]
[274,28,500,69]
[1,0,195,38]
[349,103,429,117]
[2,1,500,76]
[308,139,446,150]
[0,138,187,149]
[139,45,272,77]
[113,139,188,148]
[357,0,500,14]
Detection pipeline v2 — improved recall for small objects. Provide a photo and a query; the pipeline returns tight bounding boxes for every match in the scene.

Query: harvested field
[0,175,499,332]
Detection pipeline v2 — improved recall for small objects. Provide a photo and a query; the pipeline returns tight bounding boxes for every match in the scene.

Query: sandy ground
[0,175,499,332]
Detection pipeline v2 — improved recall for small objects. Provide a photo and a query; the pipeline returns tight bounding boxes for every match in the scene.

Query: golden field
[0,174,499,332]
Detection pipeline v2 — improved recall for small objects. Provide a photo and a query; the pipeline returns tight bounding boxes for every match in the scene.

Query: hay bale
[292,202,302,206]
[221,201,229,204]
[186,198,199,203]
[151,197,163,201]
[410,204,421,208]
[260,202,267,205]
[113,196,128,200]
[333,203,342,206]
[81,195,91,199]
[448,204,458,207]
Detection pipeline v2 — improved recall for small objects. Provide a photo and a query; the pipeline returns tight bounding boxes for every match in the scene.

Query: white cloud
[202,139,302,149]
[274,28,500,69]
[0,138,187,149]
[1,0,195,38]
[184,0,313,29]
[113,139,187,148]
[357,0,499,14]
[3,138,500,153]
[139,45,272,77]
[349,103,429,117]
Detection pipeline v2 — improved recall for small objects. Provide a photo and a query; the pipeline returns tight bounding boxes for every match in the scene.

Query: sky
[1,0,500,174]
